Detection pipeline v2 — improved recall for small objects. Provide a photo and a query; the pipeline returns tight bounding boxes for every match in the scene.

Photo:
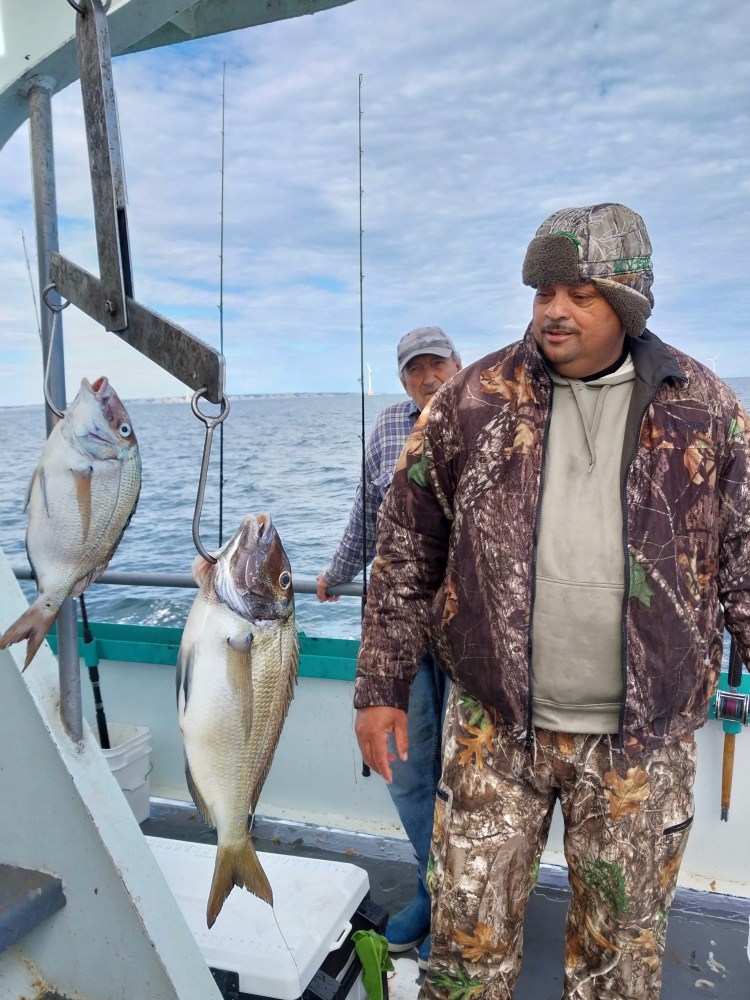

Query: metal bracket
[54,0,225,402]
[49,253,225,403]
[76,0,132,331]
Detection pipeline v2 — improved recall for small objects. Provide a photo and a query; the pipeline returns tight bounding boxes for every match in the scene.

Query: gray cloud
[0,0,748,405]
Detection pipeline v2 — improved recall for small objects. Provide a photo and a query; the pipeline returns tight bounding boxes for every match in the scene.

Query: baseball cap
[397,327,457,372]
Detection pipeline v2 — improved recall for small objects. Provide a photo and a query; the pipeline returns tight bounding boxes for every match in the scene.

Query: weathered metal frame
[75,0,132,330]
[24,0,226,739]
[49,252,226,403]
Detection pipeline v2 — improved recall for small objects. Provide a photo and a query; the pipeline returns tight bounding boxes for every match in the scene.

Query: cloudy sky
[1,0,748,407]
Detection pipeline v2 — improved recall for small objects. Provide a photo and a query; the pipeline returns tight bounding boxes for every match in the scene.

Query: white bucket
[98,722,152,823]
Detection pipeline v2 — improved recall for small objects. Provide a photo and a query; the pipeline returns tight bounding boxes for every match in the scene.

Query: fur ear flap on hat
[522,203,654,339]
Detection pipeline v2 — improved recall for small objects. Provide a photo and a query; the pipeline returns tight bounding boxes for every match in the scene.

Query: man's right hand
[316,572,341,603]
[355,705,409,784]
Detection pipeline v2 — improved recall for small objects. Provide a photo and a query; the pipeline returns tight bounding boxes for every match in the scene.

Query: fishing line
[20,229,41,338]
[270,904,304,995]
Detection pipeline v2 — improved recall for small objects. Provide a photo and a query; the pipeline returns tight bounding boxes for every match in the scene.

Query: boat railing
[10,565,363,598]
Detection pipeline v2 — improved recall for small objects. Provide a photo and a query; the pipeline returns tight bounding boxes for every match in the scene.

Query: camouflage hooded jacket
[355,328,750,755]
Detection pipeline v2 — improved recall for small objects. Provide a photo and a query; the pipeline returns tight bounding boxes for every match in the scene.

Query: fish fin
[72,466,93,543]
[0,602,58,670]
[207,840,273,928]
[176,644,194,712]
[184,764,214,829]
[69,564,109,599]
[248,634,300,813]
[226,641,254,741]
[227,633,253,652]
[191,554,215,587]
[25,465,48,515]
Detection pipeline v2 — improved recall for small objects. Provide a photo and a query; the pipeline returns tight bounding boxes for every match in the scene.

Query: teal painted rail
[48,621,359,682]
[46,622,750,728]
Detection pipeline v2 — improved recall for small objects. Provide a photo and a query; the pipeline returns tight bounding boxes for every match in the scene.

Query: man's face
[401,353,461,411]
[531,283,624,379]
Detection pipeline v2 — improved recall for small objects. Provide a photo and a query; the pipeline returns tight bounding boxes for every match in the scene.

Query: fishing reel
[714,689,750,729]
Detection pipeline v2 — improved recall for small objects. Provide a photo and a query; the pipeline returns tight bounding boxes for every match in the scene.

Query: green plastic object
[352,929,394,1000]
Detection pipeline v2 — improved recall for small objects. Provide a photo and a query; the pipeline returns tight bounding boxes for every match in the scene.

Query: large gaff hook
[191,388,230,564]
[41,282,70,419]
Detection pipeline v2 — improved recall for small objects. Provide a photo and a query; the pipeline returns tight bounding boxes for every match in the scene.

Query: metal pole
[27,77,83,743]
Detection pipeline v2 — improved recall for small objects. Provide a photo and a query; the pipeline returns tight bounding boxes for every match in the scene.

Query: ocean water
[2,377,750,643]
[0,393,404,641]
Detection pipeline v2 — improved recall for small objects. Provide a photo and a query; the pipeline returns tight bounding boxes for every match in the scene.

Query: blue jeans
[387,649,448,888]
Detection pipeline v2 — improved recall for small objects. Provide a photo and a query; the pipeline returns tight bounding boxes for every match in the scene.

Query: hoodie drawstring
[569,381,612,471]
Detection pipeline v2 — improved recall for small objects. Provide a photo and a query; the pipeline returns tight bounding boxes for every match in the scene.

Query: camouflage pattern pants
[421,687,697,1000]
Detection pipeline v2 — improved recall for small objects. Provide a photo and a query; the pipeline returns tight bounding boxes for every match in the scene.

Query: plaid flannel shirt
[322,399,419,586]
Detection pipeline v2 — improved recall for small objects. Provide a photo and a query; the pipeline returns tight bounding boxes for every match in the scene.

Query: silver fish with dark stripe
[0,377,141,668]
[176,513,299,928]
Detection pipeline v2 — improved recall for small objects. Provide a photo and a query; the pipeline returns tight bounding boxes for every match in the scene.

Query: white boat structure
[0,3,749,999]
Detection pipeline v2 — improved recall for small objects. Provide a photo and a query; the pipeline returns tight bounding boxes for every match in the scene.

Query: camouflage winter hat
[522,203,654,338]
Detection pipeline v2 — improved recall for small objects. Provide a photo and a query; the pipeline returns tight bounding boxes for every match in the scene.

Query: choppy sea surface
[0,393,406,641]
[2,377,749,643]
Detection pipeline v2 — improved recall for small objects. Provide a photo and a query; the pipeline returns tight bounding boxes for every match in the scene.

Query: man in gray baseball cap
[354,202,750,998]
[397,327,458,373]
[318,325,461,969]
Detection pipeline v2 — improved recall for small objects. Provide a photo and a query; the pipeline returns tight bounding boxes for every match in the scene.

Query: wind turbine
[707,354,718,373]
[366,363,374,396]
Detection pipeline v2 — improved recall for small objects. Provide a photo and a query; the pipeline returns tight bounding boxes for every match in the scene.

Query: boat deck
[143,801,750,999]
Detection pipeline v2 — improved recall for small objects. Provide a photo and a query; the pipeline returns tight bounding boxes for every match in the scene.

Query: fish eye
[279,571,291,590]
[119,423,132,437]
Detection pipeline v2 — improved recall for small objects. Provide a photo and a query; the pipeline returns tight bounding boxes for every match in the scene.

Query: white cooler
[147,836,386,1000]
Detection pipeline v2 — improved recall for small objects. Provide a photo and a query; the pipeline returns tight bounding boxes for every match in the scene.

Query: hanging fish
[0,377,141,669]
[176,513,299,928]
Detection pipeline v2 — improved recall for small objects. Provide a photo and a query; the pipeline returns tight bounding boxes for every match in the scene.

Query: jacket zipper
[617,385,660,754]
[526,382,553,750]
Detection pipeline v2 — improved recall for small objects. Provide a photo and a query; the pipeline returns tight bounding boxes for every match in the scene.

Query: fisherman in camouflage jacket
[353,203,750,1000]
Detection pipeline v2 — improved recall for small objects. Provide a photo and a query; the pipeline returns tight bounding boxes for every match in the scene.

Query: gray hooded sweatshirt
[531,356,636,733]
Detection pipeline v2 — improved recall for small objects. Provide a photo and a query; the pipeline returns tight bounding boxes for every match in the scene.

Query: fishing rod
[358,74,370,781]
[358,73,367,615]
[218,61,227,548]
[717,635,749,821]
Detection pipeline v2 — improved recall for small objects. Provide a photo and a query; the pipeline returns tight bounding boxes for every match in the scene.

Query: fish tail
[206,838,273,928]
[0,603,57,671]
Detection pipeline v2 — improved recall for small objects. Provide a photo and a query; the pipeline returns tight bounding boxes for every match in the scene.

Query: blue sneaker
[385,882,431,953]
[417,933,431,971]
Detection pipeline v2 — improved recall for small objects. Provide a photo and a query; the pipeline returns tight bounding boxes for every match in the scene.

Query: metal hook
[42,283,71,313]
[191,388,231,564]
[41,283,69,419]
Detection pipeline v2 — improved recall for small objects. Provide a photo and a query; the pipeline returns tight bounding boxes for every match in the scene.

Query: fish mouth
[235,513,274,555]
[82,376,111,399]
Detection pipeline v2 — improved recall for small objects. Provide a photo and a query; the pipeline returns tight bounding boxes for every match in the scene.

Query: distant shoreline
[1,392,402,412]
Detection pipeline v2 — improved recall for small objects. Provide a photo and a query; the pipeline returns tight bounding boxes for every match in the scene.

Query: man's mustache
[540,320,580,335]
